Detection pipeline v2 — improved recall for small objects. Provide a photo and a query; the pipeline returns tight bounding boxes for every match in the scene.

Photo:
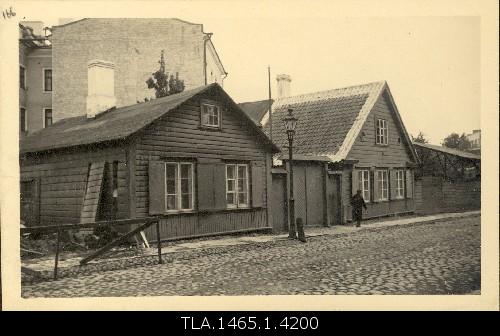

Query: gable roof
[259,81,417,163]
[413,142,481,160]
[20,84,279,154]
[238,99,273,125]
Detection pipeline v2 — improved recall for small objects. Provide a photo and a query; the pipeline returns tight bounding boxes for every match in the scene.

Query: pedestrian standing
[351,189,367,227]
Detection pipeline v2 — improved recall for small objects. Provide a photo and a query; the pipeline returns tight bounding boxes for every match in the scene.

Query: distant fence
[415,176,480,215]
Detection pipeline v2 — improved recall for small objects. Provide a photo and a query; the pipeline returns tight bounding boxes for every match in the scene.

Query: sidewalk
[21,210,480,283]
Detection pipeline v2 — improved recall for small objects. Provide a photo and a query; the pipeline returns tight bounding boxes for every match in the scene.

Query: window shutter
[197,162,215,211]
[406,169,413,198]
[351,169,359,196]
[389,168,397,200]
[148,161,166,215]
[373,170,380,202]
[251,161,265,207]
[213,163,227,210]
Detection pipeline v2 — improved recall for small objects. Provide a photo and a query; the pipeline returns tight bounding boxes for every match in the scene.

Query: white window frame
[20,106,27,132]
[164,162,194,213]
[376,118,388,145]
[42,67,52,92]
[376,169,389,201]
[43,108,53,128]
[358,170,371,203]
[226,163,249,209]
[20,64,26,90]
[201,102,221,128]
[395,170,405,199]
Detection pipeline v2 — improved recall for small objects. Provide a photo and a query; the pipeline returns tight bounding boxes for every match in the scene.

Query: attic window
[201,101,221,128]
[376,118,388,145]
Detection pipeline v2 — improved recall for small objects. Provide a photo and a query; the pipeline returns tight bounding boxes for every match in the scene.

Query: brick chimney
[86,60,116,119]
[276,74,291,98]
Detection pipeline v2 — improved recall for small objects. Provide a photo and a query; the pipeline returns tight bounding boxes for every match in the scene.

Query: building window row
[19,108,53,132]
[164,162,250,212]
[356,168,406,202]
[19,66,52,92]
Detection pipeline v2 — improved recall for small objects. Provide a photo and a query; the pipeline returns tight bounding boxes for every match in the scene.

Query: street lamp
[283,108,298,239]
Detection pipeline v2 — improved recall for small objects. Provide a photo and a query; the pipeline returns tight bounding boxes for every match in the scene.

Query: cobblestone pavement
[22,215,480,297]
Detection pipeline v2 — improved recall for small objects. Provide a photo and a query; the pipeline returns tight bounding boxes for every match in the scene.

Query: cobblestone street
[21,215,480,297]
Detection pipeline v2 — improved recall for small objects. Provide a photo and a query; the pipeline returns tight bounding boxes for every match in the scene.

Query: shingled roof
[20,83,279,154]
[238,99,273,125]
[259,81,417,162]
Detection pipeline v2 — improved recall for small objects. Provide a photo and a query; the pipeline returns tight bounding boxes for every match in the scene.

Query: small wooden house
[240,81,419,226]
[20,83,279,241]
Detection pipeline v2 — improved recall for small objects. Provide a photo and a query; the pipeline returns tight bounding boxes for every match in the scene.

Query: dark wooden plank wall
[347,92,414,167]
[134,91,271,240]
[143,209,268,241]
[415,176,480,214]
[20,146,129,226]
[342,93,416,221]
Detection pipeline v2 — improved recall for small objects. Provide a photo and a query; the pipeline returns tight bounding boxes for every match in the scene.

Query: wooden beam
[21,217,159,234]
[80,219,158,265]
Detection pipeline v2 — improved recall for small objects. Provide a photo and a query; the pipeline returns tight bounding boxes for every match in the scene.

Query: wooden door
[271,174,288,231]
[20,179,38,226]
[328,174,341,225]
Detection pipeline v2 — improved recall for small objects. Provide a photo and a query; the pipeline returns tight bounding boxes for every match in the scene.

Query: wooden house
[20,83,279,241]
[240,81,419,226]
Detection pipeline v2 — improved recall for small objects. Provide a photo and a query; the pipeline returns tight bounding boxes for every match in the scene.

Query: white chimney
[276,74,291,98]
[86,60,117,119]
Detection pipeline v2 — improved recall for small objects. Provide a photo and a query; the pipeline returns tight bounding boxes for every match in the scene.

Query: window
[43,69,52,92]
[20,65,26,89]
[20,107,27,132]
[376,118,388,145]
[358,170,370,202]
[43,108,52,128]
[395,170,405,199]
[376,170,389,201]
[201,102,221,128]
[226,164,249,208]
[165,162,193,211]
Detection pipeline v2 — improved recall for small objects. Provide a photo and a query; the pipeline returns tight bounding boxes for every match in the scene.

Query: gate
[328,173,342,225]
[20,179,39,226]
[271,172,288,232]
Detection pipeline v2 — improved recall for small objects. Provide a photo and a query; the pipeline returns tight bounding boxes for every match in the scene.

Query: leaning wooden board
[80,162,106,224]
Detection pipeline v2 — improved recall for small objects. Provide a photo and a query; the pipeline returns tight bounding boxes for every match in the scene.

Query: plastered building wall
[51,18,225,122]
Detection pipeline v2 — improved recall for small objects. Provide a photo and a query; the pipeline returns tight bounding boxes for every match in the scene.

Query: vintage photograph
[1,1,497,309]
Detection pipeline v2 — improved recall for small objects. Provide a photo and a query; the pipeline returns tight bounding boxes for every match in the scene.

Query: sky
[39,10,481,145]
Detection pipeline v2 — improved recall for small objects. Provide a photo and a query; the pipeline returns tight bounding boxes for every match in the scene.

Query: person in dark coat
[351,189,367,227]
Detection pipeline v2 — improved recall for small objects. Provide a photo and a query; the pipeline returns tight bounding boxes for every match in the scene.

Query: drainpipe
[203,33,213,85]
[221,72,228,88]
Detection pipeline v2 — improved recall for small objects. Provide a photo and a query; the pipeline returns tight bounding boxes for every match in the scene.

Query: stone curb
[21,212,480,285]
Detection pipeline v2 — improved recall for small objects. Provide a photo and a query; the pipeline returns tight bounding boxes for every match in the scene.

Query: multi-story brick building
[19,21,52,137]
[50,18,227,122]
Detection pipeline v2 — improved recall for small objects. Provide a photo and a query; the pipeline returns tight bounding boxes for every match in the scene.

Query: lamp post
[283,108,298,239]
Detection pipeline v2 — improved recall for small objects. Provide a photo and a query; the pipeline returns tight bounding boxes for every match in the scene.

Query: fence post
[53,227,61,280]
[156,220,163,264]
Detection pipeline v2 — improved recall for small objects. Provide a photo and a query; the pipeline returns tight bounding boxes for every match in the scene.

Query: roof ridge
[238,98,273,106]
[273,80,387,107]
